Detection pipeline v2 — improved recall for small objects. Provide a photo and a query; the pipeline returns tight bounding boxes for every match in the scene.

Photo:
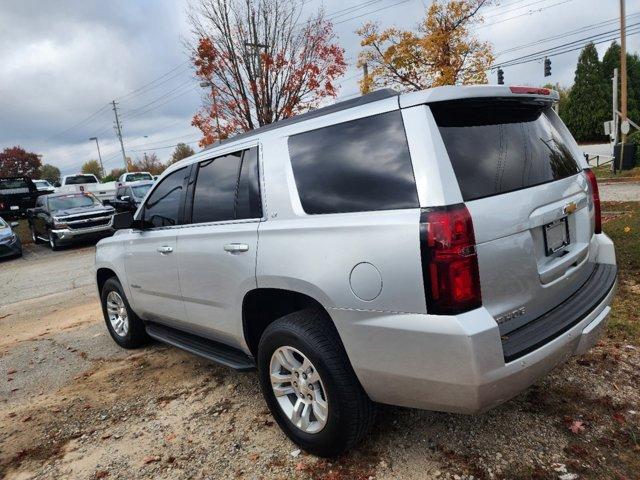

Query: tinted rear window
[431,99,580,201]
[288,111,418,214]
[0,178,29,190]
[65,175,98,185]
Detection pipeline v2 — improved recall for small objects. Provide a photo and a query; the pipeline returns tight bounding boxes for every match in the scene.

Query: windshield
[131,184,152,199]
[431,99,581,201]
[34,180,52,187]
[0,217,7,228]
[126,173,153,182]
[49,194,98,211]
[65,175,98,185]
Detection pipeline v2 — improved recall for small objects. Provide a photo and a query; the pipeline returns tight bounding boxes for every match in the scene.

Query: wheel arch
[242,287,340,358]
[96,267,119,295]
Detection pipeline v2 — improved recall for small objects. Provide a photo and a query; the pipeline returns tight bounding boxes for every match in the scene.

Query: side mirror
[113,211,134,230]
[54,182,61,188]
[10,221,19,228]
[121,195,131,202]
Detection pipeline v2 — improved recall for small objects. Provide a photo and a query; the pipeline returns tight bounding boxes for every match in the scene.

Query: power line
[46,103,111,140]
[495,12,640,57]
[116,61,190,102]
[477,0,574,29]
[333,0,413,25]
[494,28,640,69]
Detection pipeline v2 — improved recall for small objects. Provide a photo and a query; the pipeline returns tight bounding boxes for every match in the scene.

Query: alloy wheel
[106,291,129,337]
[269,346,328,434]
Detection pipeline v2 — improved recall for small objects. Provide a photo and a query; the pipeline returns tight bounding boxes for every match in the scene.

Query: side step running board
[145,322,255,372]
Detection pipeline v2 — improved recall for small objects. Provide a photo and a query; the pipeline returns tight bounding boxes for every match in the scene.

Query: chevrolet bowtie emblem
[563,201,577,215]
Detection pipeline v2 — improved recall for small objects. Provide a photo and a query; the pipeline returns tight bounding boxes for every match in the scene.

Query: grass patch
[601,201,640,343]
[592,163,640,180]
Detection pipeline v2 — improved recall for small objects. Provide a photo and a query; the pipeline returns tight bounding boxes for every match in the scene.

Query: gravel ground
[1,240,639,480]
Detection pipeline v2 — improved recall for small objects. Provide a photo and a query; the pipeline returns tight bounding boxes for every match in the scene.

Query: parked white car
[56,174,116,203]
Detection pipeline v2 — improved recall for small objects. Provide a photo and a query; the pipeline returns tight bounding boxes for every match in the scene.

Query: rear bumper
[333,234,617,414]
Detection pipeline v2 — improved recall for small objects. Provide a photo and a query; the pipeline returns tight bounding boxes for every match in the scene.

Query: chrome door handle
[157,246,173,254]
[223,243,249,253]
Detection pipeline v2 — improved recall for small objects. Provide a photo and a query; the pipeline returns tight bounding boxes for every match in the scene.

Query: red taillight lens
[420,204,482,315]
[584,168,601,234]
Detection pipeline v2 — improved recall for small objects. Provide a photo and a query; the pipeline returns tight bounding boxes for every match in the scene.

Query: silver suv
[96,86,617,456]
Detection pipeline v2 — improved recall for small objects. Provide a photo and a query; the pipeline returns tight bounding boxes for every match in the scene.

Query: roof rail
[203,89,398,151]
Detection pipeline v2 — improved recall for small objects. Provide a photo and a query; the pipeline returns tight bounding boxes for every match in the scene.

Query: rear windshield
[126,173,153,182]
[65,175,98,185]
[431,99,581,201]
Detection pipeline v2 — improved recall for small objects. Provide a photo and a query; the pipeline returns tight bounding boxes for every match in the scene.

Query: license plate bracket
[544,217,570,256]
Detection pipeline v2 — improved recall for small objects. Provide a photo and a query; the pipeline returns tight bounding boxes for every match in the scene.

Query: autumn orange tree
[357,0,493,93]
[189,0,347,146]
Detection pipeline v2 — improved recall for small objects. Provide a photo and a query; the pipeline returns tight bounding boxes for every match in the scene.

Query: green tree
[171,143,195,164]
[40,164,61,184]
[102,168,125,182]
[544,83,570,118]
[602,41,640,127]
[561,43,610,142]
[81,159,103,180]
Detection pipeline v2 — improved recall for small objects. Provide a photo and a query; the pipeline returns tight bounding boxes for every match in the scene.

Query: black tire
[100,277,149,349]
[30,224,42,244]
[48,230,60,250]
[257,309,375,457]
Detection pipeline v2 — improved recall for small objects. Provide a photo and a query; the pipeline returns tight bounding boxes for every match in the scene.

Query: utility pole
[612,68,619,146]
[111,100,129,172]
[362,62,370,94]
[89,136,105,178]
[199,81,222,141]
[619,0,628,171]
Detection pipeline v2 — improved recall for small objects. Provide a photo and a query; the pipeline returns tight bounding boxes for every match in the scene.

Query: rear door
[430,99,594,335]
[124,167,189,324]
[176,146,261,347]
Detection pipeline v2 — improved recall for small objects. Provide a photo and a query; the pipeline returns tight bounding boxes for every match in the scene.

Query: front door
[176,146,262,347]
[124,166,189,325]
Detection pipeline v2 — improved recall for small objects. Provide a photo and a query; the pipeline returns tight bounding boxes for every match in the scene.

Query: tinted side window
[288,111,418,214]
[192,152,242,223]
[143,168,187,228]
[431,100,581,201]
[116,187,125,198]
[236,147,262,219]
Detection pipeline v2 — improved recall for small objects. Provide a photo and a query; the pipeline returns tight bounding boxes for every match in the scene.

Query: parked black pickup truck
[0,177,41,217]
[27,192,115,250]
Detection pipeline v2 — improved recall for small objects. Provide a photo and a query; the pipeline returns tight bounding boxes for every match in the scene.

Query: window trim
[183,145,263,227]
[137,166,190,231]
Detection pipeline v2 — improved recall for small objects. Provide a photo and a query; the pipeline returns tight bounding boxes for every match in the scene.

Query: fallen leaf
[624,226,631,233]
[248,453,260,462]
[569,420,585,434]
[143,455,160,464]
[613,412,626,425]
[101,434,112,440]
[7,369,17,375]
[95,470,109,479]
[164,433,176,442]
[22,416,32,423]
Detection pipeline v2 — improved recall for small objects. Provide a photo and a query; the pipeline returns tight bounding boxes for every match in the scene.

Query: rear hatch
[0,177,38,212]
[430,98,596,338]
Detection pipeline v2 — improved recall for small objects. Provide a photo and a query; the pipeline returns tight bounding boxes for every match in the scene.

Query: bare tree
[188,0,347,146]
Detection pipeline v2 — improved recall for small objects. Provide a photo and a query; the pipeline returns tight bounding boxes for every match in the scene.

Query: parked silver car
[95,85,617,456]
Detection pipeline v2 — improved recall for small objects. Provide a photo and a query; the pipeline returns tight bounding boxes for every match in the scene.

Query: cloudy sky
[0,0,638,176]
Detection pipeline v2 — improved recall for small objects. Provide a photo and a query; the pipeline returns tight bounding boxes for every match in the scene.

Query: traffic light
[497,68,504,85]
[544,58,551,77]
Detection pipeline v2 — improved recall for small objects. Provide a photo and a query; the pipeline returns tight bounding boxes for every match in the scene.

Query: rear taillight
[420,204,482,315]
[584,168,601,234]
